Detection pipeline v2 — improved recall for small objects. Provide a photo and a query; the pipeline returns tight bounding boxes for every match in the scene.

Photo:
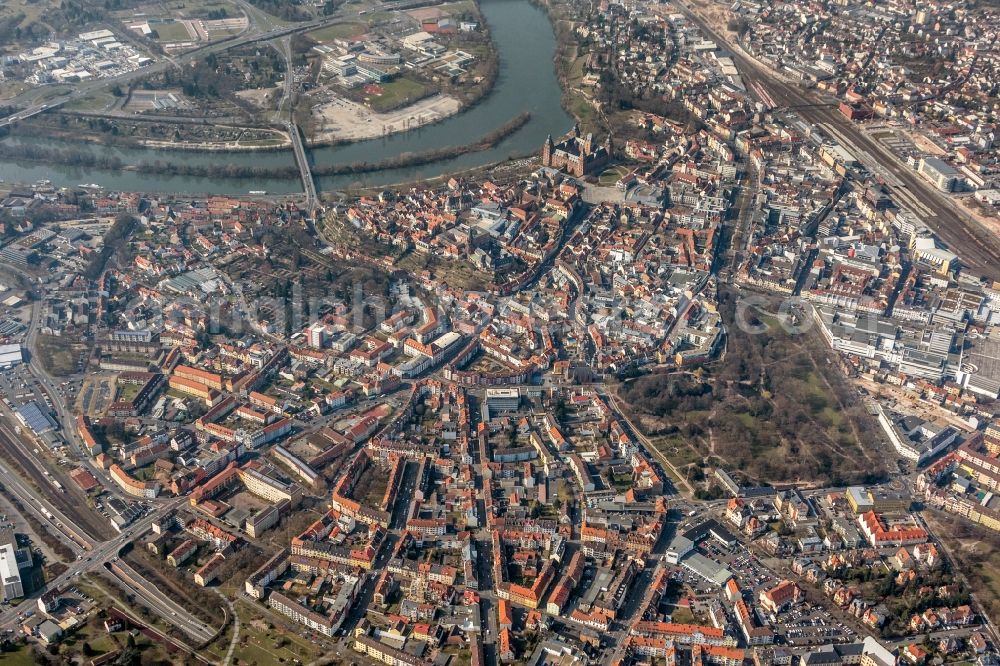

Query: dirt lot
[311,92,461,142]
[925,509,1000,623]
[954,195,1000,239]
[686,0,739,41]
[235,86,280,109]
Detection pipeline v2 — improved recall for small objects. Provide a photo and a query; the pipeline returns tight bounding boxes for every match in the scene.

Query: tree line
[83,214,137,281]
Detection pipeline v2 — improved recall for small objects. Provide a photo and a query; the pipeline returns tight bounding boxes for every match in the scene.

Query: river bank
[0,112,531,181]
[0,0,574,195]
[2,115,294,153]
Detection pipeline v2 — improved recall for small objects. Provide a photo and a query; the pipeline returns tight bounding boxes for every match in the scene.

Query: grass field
[437,0,477,14]
[181,0,240,18]
[565,87,600,130]
[669,606,697,624]
[37,85,75,102]
[0,644,38,665]
[0,80,29,102]
[231,599,325,664]
[0,0,46,31]
[64,91,118,112]
[153,20,194,42]
[360,10,396,24]
[365,76,429,113]
[35,333,79,377]
[307,21,367,42]
[598,165,627,186]
[561,49,602,129]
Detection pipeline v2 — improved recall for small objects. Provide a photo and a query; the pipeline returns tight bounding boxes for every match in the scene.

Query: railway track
[676,2,1000,283]
[0,421,111,543]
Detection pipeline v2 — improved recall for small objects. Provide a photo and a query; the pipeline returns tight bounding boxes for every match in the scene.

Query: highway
[675,0,1000,284]
[110,559,216,643]
[0,283,217,644]
[0,21,304,129]
[0,0,462,131]
[0,486,216,643]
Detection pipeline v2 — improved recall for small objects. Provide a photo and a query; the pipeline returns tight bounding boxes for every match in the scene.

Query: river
[0,0,572,195]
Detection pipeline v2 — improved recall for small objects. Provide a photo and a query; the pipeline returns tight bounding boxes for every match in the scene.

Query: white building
[0,344,22,369]
[0,529,30,601]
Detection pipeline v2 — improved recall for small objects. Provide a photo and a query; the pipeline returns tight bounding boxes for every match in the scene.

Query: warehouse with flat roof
[0,344,22,369]
[15,401,58,434]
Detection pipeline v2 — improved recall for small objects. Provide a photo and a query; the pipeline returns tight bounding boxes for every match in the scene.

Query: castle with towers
[541,124,612,177]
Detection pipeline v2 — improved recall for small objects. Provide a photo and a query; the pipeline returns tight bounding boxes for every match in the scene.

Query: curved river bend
[0,0,572,195]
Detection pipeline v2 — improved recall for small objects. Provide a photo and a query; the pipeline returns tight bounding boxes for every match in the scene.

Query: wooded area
[617,289,889,486]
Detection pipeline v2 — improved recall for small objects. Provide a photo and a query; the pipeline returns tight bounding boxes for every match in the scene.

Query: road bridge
[288,122,317,215]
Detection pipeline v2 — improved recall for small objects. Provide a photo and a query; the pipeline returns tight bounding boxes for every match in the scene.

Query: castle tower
[583,132,594,155]
[542,134,554,166]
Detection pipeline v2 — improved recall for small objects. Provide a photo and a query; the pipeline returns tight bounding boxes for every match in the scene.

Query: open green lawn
[650,436,700,486]
[0,0,47,31]
[567,93,600,130]
[361,10,396,24]
[669,606,697,624]
[37,85,74,102]
[0,80,29,102]
[56,630,123,662]
[437,0,477,15]
[366,77,428,113]
[181,0,241,19]
[598,165,627,186]
[64,91,117,112]
[232,599,324,664]
[0,644,38,665]
[116,382,142,403]
[35,334,78,377]
[566,53,587,85]
[308,21,367,42]
[153,20,194,42]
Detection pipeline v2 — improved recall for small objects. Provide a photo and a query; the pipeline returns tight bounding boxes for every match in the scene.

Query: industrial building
[918,157,960,192]
[0,344,22,369]
[0,528,32,601]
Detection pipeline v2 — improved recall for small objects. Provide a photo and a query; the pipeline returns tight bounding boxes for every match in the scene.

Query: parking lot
[666,510,866,646]
[781,605,858,645]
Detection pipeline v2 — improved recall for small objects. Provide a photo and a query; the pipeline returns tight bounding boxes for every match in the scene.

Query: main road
[0,285,217,643]
[0,0,446,130]
[22,300,118,505]
[0,482,216,643]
